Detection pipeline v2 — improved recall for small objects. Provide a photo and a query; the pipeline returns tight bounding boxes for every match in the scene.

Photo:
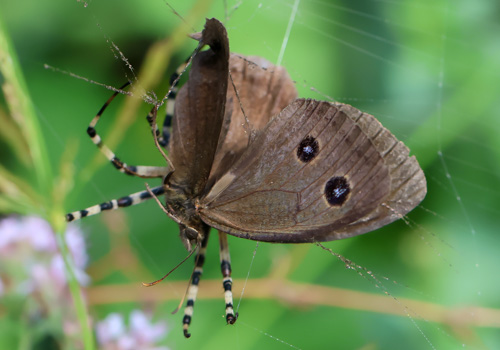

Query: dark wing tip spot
[297,136,319,163]
[325,176,350,206]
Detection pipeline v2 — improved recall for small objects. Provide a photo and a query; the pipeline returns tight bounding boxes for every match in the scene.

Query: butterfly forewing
[169,19,230,196]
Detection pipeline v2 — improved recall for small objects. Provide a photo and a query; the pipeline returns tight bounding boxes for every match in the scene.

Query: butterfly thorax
[163,183,208,251]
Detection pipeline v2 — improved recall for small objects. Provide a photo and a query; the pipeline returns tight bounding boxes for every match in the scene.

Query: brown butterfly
[67,18,426,338]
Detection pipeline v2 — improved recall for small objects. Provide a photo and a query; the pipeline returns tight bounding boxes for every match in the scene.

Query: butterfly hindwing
[330,103,427,238]
[207,54,297,189]
[199,99,425,243]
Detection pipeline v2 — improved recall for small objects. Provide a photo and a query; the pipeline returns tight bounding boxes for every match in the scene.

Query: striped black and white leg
[218,231,237,325]
[183,232,210,338]
[88,81,169,178]
[65,186,165,222]
[146,61,188,148]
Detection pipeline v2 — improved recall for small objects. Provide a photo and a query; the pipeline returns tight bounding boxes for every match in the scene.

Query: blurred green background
[1,0,499,349]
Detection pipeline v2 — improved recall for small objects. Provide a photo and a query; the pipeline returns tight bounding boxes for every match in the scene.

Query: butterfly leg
[218,231,237,324]
[146,60,189,149]
[88,82,169,178]
[65,186,165,222]
[183,232,209,338]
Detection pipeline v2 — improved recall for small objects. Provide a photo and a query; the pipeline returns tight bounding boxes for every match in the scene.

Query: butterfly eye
[324,176,350,206]
[297,135,319,163]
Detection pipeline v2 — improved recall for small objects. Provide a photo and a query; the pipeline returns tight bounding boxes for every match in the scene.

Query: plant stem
[56,232,96,350]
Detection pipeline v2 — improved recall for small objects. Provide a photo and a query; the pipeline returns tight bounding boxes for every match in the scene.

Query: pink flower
[96,313,126,344]
[24,216,58,252]
[0,215,91,346]
[0,215,89,294]
[96,310,169,350]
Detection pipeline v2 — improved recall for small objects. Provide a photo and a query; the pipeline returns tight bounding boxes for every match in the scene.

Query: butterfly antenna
[142,242,199,287]
[171,280,190,315]
[144,182,182,225]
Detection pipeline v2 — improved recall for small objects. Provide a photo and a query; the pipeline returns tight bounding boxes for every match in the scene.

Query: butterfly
[67,18,426,338]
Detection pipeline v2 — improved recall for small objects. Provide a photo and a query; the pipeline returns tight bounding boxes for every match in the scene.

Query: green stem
[55,231,96,350]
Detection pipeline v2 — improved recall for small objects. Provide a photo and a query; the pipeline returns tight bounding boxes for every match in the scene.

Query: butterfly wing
[199,99,426,243]
[207,54,297,188]
[169,19,229,196]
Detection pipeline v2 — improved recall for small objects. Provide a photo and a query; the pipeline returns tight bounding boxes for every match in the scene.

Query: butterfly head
[163,182,208,252]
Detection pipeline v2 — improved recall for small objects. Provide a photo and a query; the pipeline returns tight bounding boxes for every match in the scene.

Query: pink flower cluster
[0,215,89,298]
[0,216,169,349]
[96,310,169,350]
[0,215,89,343]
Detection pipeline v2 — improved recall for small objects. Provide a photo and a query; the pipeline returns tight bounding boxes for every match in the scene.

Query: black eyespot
[297,136,319,163]
[324,176,350,206]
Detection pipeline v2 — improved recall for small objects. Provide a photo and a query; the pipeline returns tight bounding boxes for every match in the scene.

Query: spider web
[3,0,499,348]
